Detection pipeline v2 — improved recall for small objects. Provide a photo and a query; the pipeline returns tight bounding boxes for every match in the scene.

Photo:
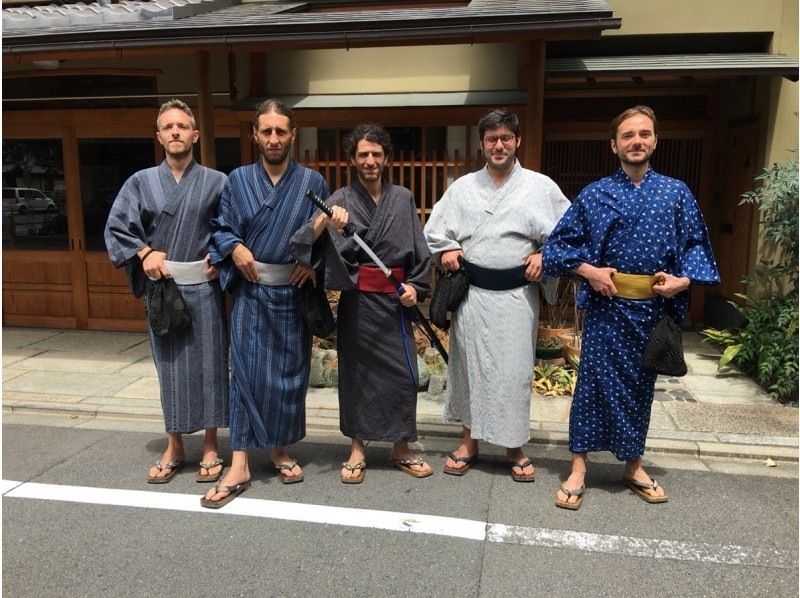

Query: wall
[263,44,518,95]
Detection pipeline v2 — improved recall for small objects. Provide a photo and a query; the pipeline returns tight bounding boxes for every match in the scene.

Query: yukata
[542,168,719,460]
[211,160,328,450]
[105,160,229,434]
[424,161,570,448]
[292,180,431,442]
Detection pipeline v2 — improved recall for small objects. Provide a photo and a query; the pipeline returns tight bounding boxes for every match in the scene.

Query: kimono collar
[614,165,655,189]
[480,158,521,187]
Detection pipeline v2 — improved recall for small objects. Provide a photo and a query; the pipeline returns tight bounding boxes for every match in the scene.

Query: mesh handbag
[146,277,191,337]
[642,315,687,377]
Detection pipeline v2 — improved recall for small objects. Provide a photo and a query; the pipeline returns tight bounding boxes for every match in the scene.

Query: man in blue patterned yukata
[202,99,329,508]
[542,106,719,510]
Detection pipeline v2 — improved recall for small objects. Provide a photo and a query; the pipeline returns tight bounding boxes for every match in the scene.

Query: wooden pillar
[197,51,216,169]
[522,40,545,171]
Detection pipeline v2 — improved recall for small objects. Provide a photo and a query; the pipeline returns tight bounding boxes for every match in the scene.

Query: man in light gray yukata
[105,99,229,486]
[424,108,570,481]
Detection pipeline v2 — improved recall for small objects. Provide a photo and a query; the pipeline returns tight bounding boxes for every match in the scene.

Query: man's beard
[262,141,292,165]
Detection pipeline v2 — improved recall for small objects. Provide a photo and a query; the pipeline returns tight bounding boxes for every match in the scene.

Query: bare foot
[341,443,367,481]
[444,441,478,473]
[556,470,586,507]
[624,464,666,500]
[203,471,250,504]
[507,448,535,479]
[270,448,303,482]
[390,443,432,477]
[148,449,185,481]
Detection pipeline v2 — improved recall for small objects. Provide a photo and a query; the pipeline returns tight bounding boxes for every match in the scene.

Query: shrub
[702,154,799,404]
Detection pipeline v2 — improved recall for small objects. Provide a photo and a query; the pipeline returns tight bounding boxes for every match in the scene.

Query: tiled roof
[3,0,619,54]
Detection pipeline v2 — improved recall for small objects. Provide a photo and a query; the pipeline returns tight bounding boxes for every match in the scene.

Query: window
[2,139,67,249]
[79,139,155,251]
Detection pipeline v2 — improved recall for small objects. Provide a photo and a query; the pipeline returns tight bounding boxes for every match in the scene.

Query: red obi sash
[356,265,406,293]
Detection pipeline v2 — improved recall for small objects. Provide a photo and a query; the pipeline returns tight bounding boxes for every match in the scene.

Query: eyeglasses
[483,134,515,146]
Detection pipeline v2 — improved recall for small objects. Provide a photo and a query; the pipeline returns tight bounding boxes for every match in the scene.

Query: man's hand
[398,284,418,307]
[652,272,690,298]
[575,263,618,296]
[203,253,217,278]
[440,249,464,272]
[232,243,258,283]
[289,263,317,288]
[524,253,543,281]
[139,247,168,280]
[312,205,349,241]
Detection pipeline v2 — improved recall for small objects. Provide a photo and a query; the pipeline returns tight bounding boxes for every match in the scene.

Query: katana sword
[306,190,448,364]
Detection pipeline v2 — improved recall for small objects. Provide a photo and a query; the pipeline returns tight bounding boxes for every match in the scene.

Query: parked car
[2,187,57,214]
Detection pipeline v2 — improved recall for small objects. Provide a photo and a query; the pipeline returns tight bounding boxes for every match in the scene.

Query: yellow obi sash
[611,272,661,300]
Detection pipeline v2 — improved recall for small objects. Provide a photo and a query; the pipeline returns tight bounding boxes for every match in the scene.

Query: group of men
[105,98,718,510]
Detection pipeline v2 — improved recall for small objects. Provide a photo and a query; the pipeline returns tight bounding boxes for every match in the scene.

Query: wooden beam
[522,39,545,171]
[197,51,216,168]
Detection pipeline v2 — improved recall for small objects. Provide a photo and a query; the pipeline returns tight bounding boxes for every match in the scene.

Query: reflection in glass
[79,139,155,251]
[2,139,68,249]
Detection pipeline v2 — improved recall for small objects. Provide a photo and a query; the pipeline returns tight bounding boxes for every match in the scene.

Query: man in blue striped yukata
[105,99,229,486]
[202,99,329,508]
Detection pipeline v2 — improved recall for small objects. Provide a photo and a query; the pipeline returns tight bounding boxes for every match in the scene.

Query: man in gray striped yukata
[105,99,229,486]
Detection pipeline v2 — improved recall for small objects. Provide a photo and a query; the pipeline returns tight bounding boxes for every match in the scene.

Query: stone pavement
[2,327,797,468]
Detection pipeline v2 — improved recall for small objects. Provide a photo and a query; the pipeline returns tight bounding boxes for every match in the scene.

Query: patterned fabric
[542,167,719,459]
[293,180,431,442]
[105,160,229,434]
[424,161,570,448]
[212,160,329,450]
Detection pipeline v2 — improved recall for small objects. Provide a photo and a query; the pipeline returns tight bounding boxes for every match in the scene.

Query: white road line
[3,480,796,570]
[487,524,797,570]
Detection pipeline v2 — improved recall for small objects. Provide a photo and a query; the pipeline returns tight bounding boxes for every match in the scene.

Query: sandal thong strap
[448,453,477,464]
[198,458,224,470]
[627,477,659,490]
[395,458,425,467]
[213,482,247,495]
[154,460,182,471]
[274,460,300,472]
[341,462,366,472]
[511,458,534,470]
[559,484,585,498]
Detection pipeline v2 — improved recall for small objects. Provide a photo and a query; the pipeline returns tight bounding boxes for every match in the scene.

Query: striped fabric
[105,160,229,434]
[212,160,329,449]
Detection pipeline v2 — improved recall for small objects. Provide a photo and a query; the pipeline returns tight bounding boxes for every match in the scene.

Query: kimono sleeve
[104,174,148,267]
[423,187,462,265]
[674,185,720,285]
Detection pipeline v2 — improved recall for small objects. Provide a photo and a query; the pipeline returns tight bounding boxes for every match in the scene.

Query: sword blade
[351,234,392,278]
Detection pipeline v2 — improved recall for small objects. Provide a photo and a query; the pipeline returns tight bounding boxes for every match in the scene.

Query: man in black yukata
[293,123,433,484]
[105,99,229,485]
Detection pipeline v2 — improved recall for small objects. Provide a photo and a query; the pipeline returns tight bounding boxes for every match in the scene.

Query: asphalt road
[2,416,797,598]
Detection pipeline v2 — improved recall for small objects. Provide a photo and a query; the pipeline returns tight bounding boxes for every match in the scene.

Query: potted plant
[537,277,576,339]
[535,335,563,360]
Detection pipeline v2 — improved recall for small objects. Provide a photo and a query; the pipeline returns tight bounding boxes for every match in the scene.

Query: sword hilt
[306,190,356,237]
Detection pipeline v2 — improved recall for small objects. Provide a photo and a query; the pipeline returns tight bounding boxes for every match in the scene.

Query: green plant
[702,293,798,402]
[702,155,799,403]
[533,362,577,396]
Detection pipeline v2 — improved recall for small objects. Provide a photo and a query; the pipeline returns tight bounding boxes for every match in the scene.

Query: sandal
[555,484,585,510]
[509,458,536,482]
[147,460,183,484]
[623,477,669,504]
[340,461,367,484]
[443,452,478,476]
[274,460,304,484]
[199,480,251,509]
[196,457,224,483]
[390,457,433,479]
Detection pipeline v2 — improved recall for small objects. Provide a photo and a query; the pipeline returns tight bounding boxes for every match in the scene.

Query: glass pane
[2,139,68,250]
[79,139,155,252]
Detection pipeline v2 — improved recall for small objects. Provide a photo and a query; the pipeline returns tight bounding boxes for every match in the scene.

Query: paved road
[3,415,797,598]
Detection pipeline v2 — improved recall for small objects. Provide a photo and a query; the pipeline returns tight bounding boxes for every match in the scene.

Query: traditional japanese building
[3,0,797,331]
